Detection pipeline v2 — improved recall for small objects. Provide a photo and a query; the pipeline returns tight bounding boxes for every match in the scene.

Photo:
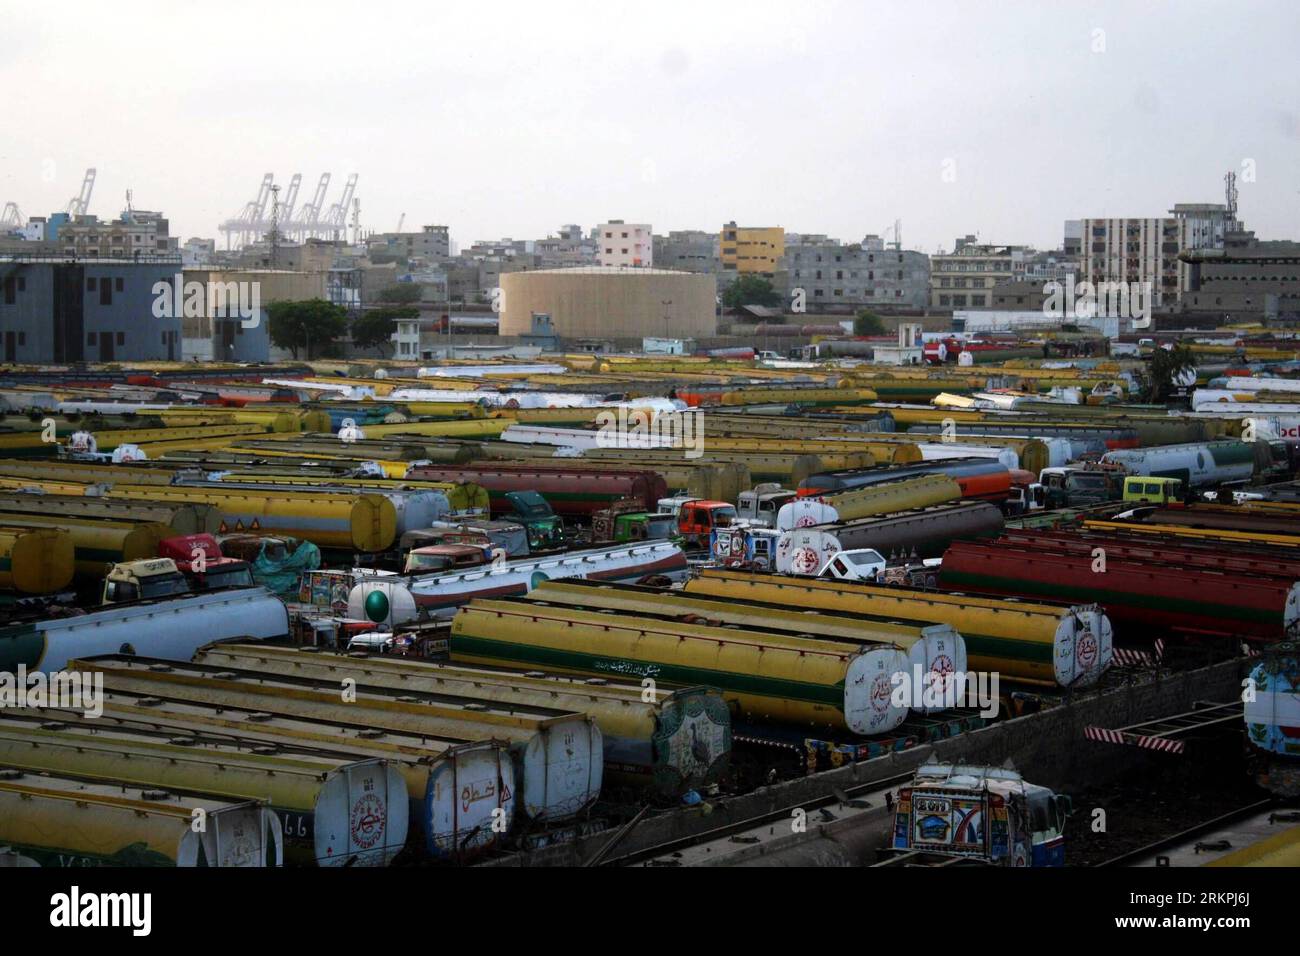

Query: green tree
[854,310,885,336]
[267,299,349,360]
[352,306,419,353]
[378,283,423,305]
[1142,342,1196,402]
[722,275,780,309]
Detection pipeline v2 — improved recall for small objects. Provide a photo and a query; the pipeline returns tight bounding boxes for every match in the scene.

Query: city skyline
[1,0,1297,252]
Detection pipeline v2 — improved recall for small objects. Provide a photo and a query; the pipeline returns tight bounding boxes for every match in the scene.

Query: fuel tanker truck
[0,712,407,867]
[0,771,283,868]
[777,474,962,530]
[0,586,289,673]
[1099,440,1264,490]
[347,540,688,626]
[687,569,1113,688]
[450,597,913,736]
[777,501,1004,564]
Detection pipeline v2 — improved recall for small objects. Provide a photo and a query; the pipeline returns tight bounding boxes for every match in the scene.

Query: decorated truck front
[891,764,1068,866]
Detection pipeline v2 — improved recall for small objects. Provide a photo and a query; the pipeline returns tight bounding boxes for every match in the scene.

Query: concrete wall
[484,659,1246,866]
[499,268,717,338]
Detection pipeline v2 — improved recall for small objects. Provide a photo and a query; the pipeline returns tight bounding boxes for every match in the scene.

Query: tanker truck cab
[673,500,737,548]
[157,533,255,592]
[1122,476,1183,506]
[711,526,782,570]
[1003,482,1045,517]
[737,484,797,528]
[1040,467,1121,508]
[102,558,193,604]
[500,491,565,552]
[891,764,1069,867]
[820,549,887,582]
[403,543,493,575]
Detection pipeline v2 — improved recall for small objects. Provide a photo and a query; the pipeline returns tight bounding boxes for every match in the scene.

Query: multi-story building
[1179,231,1300,322]
[595,221,652,268]
[366,225,451,264]
[1077,204,1239,307]
[720,222,784,275]
[929,237,1029,308]
[653,230,719,273]
[0,257,183,363]
[784,236,930,311]
[535,224,599,269]
[50,211,175,258]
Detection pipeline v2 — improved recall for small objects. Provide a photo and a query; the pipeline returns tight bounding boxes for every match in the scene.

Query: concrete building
[179,269,324,362]
[367,225,451,263]
[498,266,716,339]
[653,230,719,274]
[0,257,183,363]
[51,212,175,258]
[1179,231,1300,322]
[536,224,599,269]
[595,221,652,268]
[930,238,1029,308]
[182,238,216,267]
[783,238,930,311]
[1078,204,1239,307]
[720,222,784,275]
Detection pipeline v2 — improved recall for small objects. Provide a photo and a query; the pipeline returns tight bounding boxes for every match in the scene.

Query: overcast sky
[2,0,1296,253]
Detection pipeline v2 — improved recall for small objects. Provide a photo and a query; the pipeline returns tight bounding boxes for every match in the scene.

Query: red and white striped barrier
[1084,725,1186,754]
[1135,735,1185,754]
[1083,726,1125,745]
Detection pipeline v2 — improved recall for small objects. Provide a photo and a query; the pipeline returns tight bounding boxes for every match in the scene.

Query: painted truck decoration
[1245,641,1300,797]
[892,763,1068,866]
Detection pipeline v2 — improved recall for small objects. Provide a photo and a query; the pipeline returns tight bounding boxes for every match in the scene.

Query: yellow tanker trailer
[0,770,282,867]
[686,570,1113,688]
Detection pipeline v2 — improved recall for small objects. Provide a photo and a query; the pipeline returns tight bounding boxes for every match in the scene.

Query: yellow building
[720,222,784,274]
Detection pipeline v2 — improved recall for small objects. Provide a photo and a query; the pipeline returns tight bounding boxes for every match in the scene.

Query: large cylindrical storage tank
[499,268,717,338]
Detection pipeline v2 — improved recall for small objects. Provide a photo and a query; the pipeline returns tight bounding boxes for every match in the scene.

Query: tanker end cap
[364,589,390,624]
[844,647,911,736]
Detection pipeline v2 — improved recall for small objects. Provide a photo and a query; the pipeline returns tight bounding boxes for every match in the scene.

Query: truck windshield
[201,566,254,589]
[712,506,738,527]
[139,574,192,599]
[1071,473,1106,489]
[406,553,454,573]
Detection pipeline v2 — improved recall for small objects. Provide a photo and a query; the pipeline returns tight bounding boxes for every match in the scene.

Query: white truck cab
[819,548,887,582]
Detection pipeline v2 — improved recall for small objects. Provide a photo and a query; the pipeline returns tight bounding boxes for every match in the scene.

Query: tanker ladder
[1083,700,1243,756]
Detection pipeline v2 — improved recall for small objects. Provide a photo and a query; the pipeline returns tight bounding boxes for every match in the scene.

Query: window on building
[87,278,97,291]
[114,278,124,292]
[88,332,97,345]
[116,332,124,346]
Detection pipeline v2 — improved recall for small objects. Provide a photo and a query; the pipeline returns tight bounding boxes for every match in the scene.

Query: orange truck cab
[674,500,738,548]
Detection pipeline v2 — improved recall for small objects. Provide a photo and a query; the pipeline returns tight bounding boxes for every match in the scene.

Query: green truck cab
[500,491,565,552]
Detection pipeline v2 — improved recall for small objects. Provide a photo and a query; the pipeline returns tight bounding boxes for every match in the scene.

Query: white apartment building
[596,220,652,268]
[1078,204,1240,307]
